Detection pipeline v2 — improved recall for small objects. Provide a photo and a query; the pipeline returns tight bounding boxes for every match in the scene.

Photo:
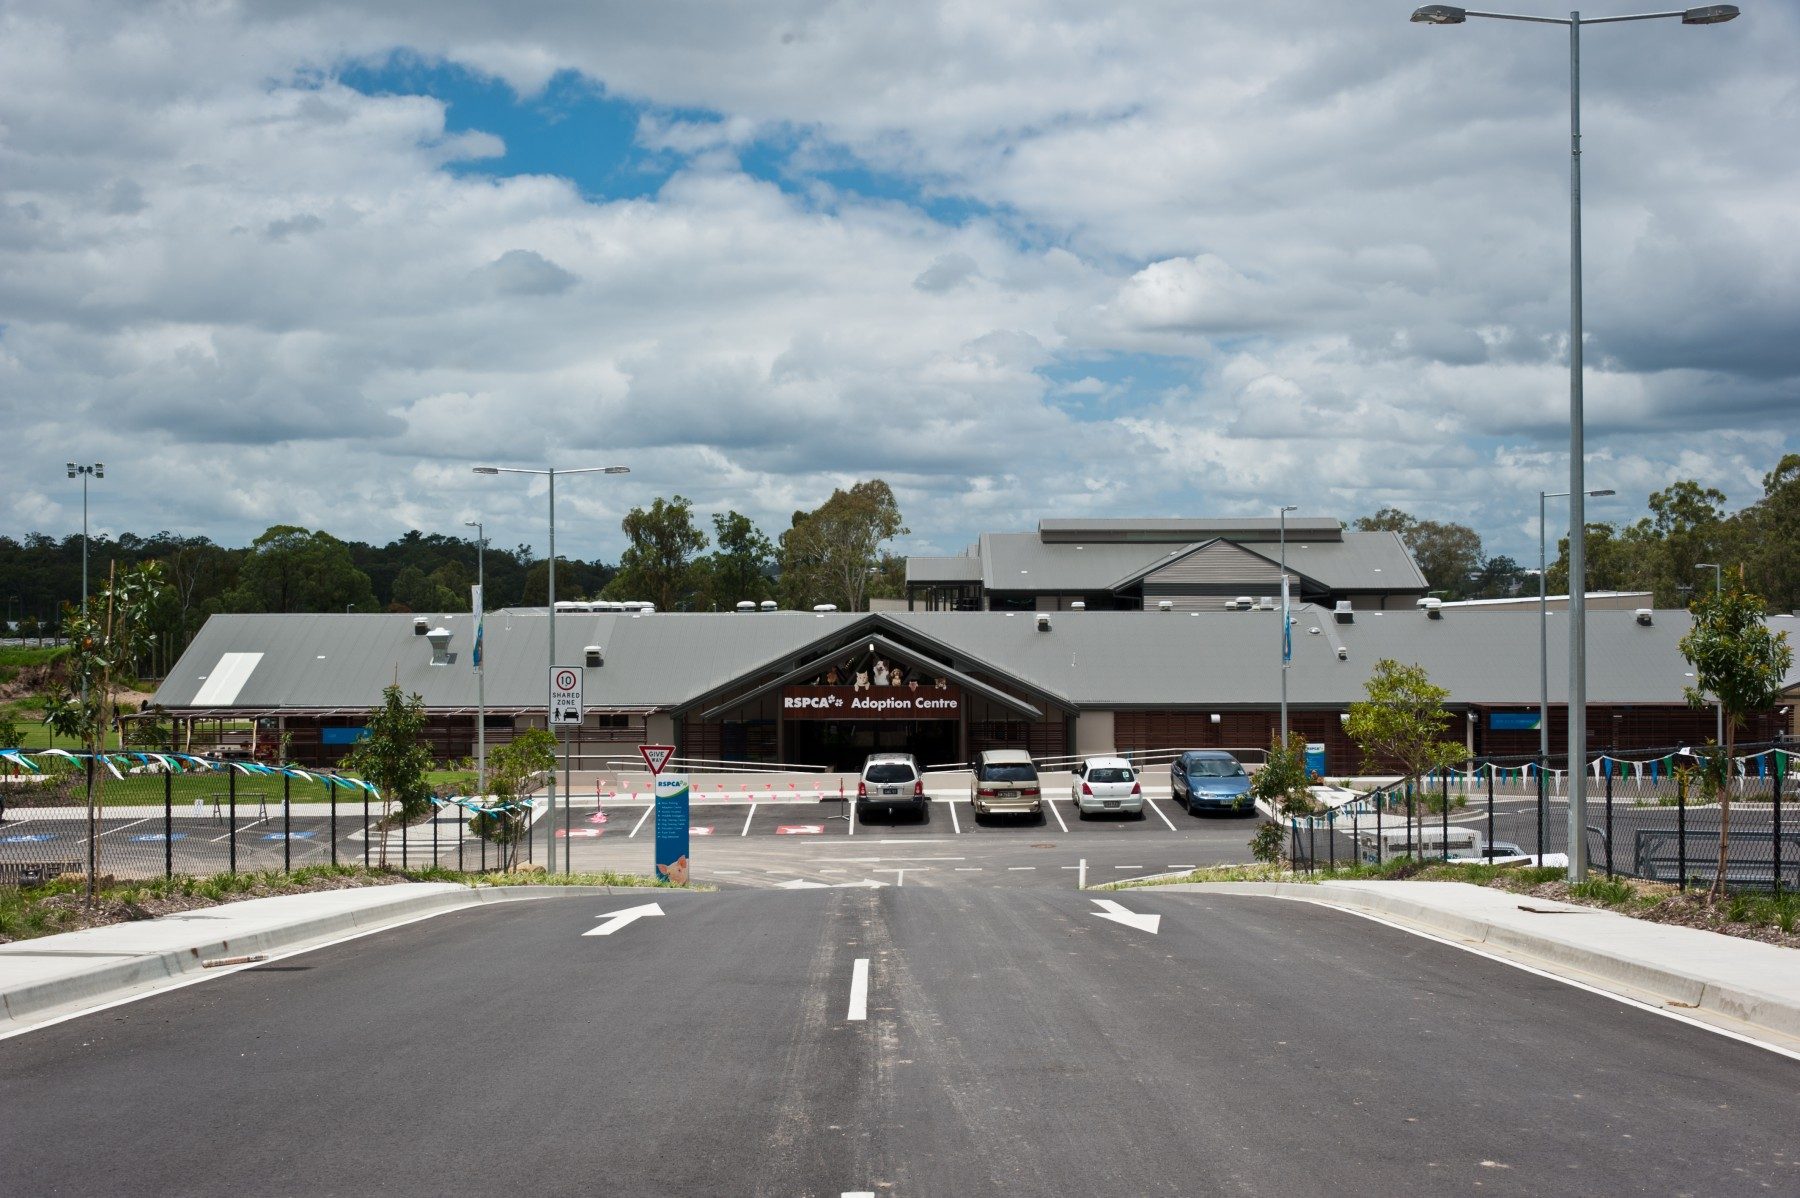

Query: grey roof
[152,608,1800,715]
[1038,517,1342,543]
[975,530,1425,595]
[905,555,982,584]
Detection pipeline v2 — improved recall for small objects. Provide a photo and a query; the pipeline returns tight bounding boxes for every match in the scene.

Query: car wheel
[1134,807,1147,821]
[1076,805,1089,821]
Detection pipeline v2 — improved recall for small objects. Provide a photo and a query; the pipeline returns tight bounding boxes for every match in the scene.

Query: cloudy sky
[3,1,1794,567]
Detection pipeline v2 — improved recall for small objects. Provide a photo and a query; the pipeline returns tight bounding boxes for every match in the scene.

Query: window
[1088,767,1134,784]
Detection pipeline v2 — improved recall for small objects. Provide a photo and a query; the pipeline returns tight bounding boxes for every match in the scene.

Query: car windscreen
[1186,758,1245,778]
[865,763,916,783]
[1087,768,1134,784]
[979,763,1037,782]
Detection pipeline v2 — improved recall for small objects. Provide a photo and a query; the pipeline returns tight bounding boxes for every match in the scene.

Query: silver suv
[971,749,1043,821]
[859,753,927,822]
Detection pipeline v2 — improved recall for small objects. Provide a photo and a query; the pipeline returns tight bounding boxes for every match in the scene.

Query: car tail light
[977,787,998,798]
[1022,787,1040,797]
[1130,781,1141,795]
[1080,782,1093,796]
[857,781,867,798]
[913,778,924,796]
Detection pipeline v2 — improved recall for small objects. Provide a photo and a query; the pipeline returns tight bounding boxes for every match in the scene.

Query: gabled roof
[1038,517,1342,543]
[975,529,1425,595]
[905,555,982,584]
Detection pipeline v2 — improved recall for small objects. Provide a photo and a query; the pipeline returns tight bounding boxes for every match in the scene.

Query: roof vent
[585,645,603,667]
[1223,599,1240,611]
[1069,601,1085,611]
[1418,597,1443,619]
[425,626,452,665]
[736,601,756,612]
[1036,614,1052,632]
[1635,608,1653,626]
[1157,600,1174,612]
[1334,600,1354,625]
[1336,646,1349,661]
[760,600,777,612]
[413,617,429,636]
[813,604,837,613]
[1258,596,1275,611]
[1235,596,1255,610]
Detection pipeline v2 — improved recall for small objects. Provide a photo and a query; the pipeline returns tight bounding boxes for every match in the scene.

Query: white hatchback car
[1071,756,1144,820]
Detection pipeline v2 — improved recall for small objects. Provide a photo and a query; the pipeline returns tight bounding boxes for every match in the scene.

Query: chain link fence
[0,749,537,886]
[1285,740,1794,894]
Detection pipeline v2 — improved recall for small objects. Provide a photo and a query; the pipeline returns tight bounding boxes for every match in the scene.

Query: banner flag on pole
[1281,574,1292,666]
[471,584,483,671]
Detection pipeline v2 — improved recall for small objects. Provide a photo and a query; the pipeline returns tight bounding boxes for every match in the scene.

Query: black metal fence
[0,750,536,886]
[1285,740,1793,894]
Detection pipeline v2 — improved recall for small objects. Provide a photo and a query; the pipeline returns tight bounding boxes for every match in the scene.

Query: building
[904,517,1428,612]
[150,604,1798,773]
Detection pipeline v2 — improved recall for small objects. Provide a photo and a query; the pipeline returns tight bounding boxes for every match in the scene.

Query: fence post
[163,754,173,880]
[1327,809,1336,871]
[328,777,338,867]
[84,754,96,898]
[1374,788,1383,864]
[362,788,370,869]
[1441,769,1450,863]
[1406,781,1415,859]
[283,772,292,874]
[1773,750,1784,899]
[1485,762,1494,863]
[228,765,237,876]
[458,804,465,872]
[401,805,408,872]
[1536,754,1546,868]
[1677,769,1688,892]
[433,801,440,869]
[1604,756,1614,879]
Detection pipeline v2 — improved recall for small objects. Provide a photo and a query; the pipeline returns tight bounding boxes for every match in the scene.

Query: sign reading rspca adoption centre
[781,685,962,720]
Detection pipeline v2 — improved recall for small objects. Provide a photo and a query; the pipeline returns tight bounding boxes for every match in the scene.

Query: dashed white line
[1168,864,1197,871]
[1145,797,1178,831]
[954,867,982,872]
[948,800,961,834]
[819,867,846,874]
[629,804,654,838]
[740,803,757,837]
[1007,866,1035,871]
[1113,865,1144,870]
[847,958,869,1022]
[714,870,741,875]
[1046,799,1069,833]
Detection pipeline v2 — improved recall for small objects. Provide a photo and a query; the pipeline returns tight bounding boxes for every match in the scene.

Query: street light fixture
[475,464,630,873]
[465,520,488,801]
[65,463,104,617]
[1694,562,1725,746]
[1278,505,1298,745]
[1414,3,1738,882]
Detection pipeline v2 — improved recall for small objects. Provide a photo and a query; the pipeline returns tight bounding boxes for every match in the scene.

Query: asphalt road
[4,882,1796,1195]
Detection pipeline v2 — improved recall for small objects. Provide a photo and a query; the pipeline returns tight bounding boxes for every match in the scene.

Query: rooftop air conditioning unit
[1036,614,1051,632]
[1235,596,1255,610]
[736,601,756,612]
[1334,600,1354,625]
[1223,599,1240,611]
[1417,597,1443,619]
[760,600,777,612]
[413,617,429,636]
[1258,596,1275,611]
[1069,601,1085,611]
[1157,600,1174,612]
[585,645,603,667]
[1635,608,1653,626]
[1336,646,1349,661]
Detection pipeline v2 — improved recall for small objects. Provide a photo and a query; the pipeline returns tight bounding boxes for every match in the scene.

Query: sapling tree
[1679,584,1792,899]
[344,684,434,868]
[468,728,555,868]
[1344,659,1467,851]
[1253,732,1318,815]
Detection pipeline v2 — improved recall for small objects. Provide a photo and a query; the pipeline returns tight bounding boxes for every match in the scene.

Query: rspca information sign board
[654,774,690,886]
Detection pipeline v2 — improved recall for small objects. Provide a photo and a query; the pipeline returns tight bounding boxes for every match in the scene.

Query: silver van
[971,749,1043,821]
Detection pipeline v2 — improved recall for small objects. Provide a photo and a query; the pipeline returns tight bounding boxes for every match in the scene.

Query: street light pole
[476,463,629,874]
[465,520,487,801]
[1278,504,1298,746]
[1695,562,1724,745]
[1539,486,1612,865]
[66,463,104,617]
[1412,2,1740,882]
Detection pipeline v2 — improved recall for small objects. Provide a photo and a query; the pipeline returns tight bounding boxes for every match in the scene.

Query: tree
[1354,508,1483,597]
[522,558,590,605]
[343,684,435,868]
[468,728,556,867]
[1344,658,1467,845]
[1679,584,1792,899]
[607,496,708,611]
[222,525,376,613]
[1252,731,1318,815]
[390,565,458,614]
[779,480,908,611]
[700,510,776,610]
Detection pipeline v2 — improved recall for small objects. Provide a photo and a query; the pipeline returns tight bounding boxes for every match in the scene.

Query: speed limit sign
[549,665,583,725]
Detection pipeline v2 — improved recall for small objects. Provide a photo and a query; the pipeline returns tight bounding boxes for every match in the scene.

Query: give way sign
[639,744,676,776]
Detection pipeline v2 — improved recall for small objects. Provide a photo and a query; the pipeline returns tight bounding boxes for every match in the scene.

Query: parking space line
[1007,866,1035,871]
[947,800,961,835]
[629,805,654,838]
[94,817,152,840]
[740,803,757,837]
[954,867,982,872]
[847,958,870,1021]
[1046,798,1069,833]
[208,818,267,843]
[1145,797,1178,831]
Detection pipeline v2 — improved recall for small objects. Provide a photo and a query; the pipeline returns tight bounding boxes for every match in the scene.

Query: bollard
[283,772,292,874]
[329,777,338,866]
[164,759,174,880]
[229,766,238,876]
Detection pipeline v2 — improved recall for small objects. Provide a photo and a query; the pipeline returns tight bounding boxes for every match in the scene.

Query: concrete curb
[1180,881,1800,1041]
[0,881,678,1032]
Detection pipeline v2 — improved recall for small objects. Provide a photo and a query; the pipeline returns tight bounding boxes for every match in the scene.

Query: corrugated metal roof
[905,555,983,583]
[153,608,1800,715]
[1038,517,1343,543]
[977,530,1425,594]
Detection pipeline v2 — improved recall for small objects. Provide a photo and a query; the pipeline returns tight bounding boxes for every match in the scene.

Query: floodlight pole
[1278,504,1297,746]
[465,520,487,799]
[1412,1,1741,882]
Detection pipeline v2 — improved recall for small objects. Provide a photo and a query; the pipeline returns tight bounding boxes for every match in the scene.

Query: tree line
[0,479,909,671]
[1355,452,1800,612]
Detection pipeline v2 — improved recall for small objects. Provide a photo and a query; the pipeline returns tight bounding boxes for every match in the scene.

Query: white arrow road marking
[776,878,831,889]
[1090,898,1160,934]
[832,879,888,888]
[582,903,665,936]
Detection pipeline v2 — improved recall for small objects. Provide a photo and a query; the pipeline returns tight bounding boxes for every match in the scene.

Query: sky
[2,1,1795,569]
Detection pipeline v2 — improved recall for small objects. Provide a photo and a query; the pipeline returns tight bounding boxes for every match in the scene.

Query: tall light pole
[1538,487,1612,865]
[475,464,629,873]
[66,463,104,617]
[465,520,488,800]
[1694,562,1724,745]
[1413,2,1739,881]
[1278,504,1298,746]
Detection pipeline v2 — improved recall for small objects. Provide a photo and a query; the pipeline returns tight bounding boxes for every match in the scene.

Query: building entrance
[786,720,960,772]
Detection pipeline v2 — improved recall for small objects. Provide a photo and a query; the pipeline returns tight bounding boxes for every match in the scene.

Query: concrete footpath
[0,882,632,1034]
[1176,880,1800,1046]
